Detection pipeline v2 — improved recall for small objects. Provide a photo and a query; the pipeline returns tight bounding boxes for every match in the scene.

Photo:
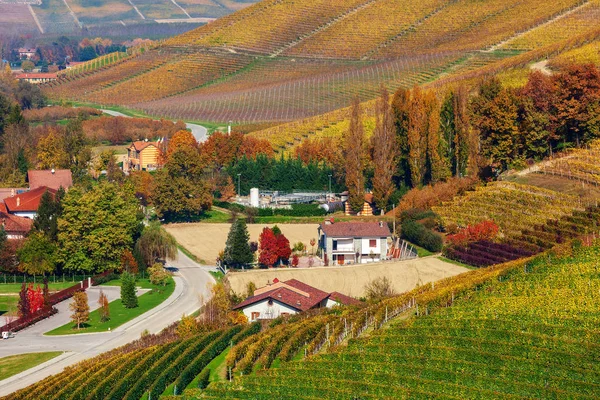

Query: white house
[318,221,392,265]
[233,278,359,321]
[3,186,56,220]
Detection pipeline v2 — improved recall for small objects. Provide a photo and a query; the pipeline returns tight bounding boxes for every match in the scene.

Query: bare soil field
[225,257,470,298]
[164,223,319,264]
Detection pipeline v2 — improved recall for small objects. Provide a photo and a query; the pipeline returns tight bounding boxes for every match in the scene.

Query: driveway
[0,250,214,396]
[101,109,209,143]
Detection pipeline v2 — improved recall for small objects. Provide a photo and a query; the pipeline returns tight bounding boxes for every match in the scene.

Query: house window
[333,240,338,251]
[369,239,377,248]
[251,312,260,321]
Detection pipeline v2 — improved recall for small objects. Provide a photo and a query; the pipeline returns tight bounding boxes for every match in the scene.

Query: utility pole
[237,173,241,197]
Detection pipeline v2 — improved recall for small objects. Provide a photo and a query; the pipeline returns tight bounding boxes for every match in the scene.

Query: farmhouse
[233,278,359,321]
[125,140,162,171]
[319,221,391,265]
[15,73,57,84]
[17,48,37,59]
[28,169,73,191]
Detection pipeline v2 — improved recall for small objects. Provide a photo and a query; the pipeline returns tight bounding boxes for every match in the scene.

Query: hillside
[0,0,257,36]
[7,240,600,399]
[44,0,600,124]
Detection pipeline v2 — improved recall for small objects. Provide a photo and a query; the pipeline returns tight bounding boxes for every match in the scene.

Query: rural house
[318,221,391,265]
[0,203,32,239]
[125,140,162,172]
[233,278,359,321]
[15,73,57,84]
[28,169,73,191]
[2,186,56,220]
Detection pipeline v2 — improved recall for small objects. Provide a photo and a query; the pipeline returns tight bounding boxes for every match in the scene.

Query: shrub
[401,221,443,253]
[197,368,210,389]
[364,276,396,301]
[257,204,326,217]
[149,263,171,286]
[447,220,499,246]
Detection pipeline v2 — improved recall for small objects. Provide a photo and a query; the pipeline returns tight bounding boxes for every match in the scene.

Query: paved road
[101,109,209,143]
[0,250,214,396]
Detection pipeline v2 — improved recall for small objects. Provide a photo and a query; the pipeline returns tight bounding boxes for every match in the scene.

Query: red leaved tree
[447,220,499,246]
[276,233,292,265]
[259,228,279,268]
[27,284,45,314]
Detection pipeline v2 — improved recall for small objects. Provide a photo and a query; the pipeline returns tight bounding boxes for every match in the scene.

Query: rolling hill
[0,0,257,36]
[44,0,600,126]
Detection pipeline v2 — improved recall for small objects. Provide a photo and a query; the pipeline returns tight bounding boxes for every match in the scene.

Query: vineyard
[199,242,600,399]
[44,0,600,124]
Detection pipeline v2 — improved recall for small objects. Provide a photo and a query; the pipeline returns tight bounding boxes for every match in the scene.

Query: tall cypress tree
[121,272,138,309]
[345,97,365,214]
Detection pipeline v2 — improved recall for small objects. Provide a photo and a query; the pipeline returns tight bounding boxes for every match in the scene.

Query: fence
[0,271,114,334]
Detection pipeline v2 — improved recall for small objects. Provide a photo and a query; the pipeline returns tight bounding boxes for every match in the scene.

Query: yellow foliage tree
[37,128,68,169]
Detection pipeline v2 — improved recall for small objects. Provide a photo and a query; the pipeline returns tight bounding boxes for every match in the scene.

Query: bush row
[401,220,443,253]
[257,204,327,217]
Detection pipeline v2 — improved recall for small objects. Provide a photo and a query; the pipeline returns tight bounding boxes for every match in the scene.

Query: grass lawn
[199,209,231,223]
[0,296,18,316]
[0,282,75,294]
[45,277,175,335]
[438,256,476,270]
[209,271,224,282]
[99,278,157,289]
[0,352,63,381]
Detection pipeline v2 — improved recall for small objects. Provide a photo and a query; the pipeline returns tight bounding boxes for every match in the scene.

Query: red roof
[130,141,159,152]
[0,188,27,202]
[28,170,72,191]
[0,203,32,235]
[233,279,358,312]
[15,73,57,80]
[320,222,391,238]
[4,186,56,213]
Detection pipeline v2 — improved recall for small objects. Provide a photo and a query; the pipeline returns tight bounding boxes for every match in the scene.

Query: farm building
[2,186,56,220]
[28,169,73,191]
[318,221,391,265]
[15,73,57,84]
[125,140,162,172]
[233,278,359,321]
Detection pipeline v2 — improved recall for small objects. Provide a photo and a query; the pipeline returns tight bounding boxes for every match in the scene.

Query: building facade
[319,221,391,265]
[125,141,161,171]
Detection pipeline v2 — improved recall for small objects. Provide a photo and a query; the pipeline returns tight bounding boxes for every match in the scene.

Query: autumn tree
[408,87,427,186]
[345,97,366,214]
[275,231,292,266]
[148,263,170,286]
[177,314,199,338]
[364,276,396,301]
[392,87,411,185]
[204,282,231,325]
[371,87,398,211]
[258,227,279,268]
[17,231,57,275]
[135,221,177,268]
[424,91,450,183]
[18,282,30,318]
[120,250,138,274]
[223,218,253,268]
[98,290,110,322]
[70,291,90,329]
[36,127,69,169]
[58,182,141,273]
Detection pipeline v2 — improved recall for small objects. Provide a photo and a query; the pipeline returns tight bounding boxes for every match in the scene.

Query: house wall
[322,234,389,265]
[240,298,299,321]
[12,211,36,219]
[324,298,340,308]
[140,146,159,170]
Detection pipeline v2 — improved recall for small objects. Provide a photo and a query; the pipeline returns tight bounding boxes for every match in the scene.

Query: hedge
[257,204,326,217]
[401,220,443,253]
[173,325,243,392]
[197,368,211,389]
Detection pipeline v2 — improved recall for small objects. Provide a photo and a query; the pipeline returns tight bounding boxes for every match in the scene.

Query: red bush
[447,220,499,246]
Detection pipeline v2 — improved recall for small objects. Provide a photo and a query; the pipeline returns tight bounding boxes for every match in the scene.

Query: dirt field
[225,257,470,298]
[164,223,320,263]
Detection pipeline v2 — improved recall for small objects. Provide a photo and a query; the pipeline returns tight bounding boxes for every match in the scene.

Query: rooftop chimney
[16,197,20,207]
[51,168,55,174]
[379,221,384,228]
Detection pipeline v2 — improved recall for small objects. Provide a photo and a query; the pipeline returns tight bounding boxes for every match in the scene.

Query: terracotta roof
[233,279,357,312]
[130,141,159,152]
[28,170,72,191]
[329,292,362,306]
[15,73,57,80]
[0,203,32,234]
[4,186,56,213]
[320,222,391,238]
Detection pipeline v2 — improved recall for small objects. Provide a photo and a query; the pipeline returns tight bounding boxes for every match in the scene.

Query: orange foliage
[447,220,499,246]
[200,131,273,171]
[82,117,186,145]
[294,137,340,165]
[394,177,478,216]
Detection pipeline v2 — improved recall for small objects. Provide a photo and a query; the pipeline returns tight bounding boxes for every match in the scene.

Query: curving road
[0,250,214,397]
[101,109,209,143]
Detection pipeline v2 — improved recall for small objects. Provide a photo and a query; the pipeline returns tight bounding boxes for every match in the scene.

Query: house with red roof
[3,186,56,220]
[15,73,57,84]
[28,169,72,191]
[125,140,162,172]
[319,221,391,265]
[0,203,32,239]
[233,278,360,321]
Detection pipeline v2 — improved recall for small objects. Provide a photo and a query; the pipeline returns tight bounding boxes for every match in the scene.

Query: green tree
[34,190,62,240]
[21,60,34,72]
[58,182,142,273]
[134,222,177,268]
[152,169,212,222]
[17,231,57,275]
[223,218,253,268]
[148,263,170,286]
[0,226,6,255]
[120,272,138,309]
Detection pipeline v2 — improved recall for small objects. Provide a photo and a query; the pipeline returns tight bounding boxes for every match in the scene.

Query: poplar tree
[372,87,398,212]
[392,88,411,185]
[424,92,450,183]
[408,87,427,187]
[345,97,365,214]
